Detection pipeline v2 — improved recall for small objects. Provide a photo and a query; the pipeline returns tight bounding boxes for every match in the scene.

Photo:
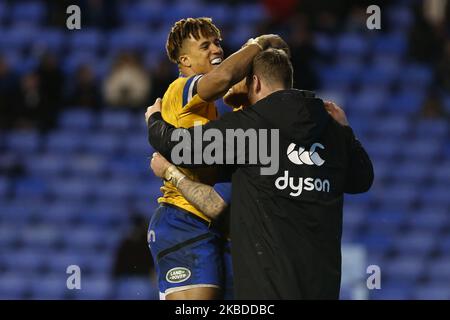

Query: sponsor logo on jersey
[166,267,191,283]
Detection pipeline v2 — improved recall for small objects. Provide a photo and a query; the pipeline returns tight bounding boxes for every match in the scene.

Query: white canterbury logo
[287,143,325,166]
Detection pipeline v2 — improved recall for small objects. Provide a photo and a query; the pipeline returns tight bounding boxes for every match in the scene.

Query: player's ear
[179,55,191,68]
[253,75,261,93]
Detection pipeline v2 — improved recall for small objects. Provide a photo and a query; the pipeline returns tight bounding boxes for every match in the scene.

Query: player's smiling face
[179,34,224,75]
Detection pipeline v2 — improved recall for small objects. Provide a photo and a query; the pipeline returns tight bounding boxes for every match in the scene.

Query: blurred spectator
[103,53,151,108]
[408,4,444,64]
[67,64,101,109]
[263,0,299,23]
[0,56,19,129]
[288,13,319,90]
[36,53,64,130]
[149,59,175,102]
[15,72,43,128]
[112,213,155,278]
[418,90,448,119]
[436,40,450,92]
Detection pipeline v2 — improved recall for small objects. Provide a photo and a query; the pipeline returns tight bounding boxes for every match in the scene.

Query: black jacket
[148,89,374,299]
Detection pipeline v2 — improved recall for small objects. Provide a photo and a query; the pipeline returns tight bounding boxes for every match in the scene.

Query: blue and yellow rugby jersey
[158,74,218,222]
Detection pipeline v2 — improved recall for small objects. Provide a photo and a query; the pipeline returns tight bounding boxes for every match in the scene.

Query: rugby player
[148,17,287,300]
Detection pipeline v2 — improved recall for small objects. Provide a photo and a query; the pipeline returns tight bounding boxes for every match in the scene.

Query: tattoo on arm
[177,178,227,219]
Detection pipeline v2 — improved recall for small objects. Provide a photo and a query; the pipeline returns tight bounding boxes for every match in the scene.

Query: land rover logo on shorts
[166,267,191,283]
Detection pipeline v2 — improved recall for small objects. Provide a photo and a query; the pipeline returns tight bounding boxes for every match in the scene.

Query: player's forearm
[197,44,261,102]
[164,165,227,219]
[177,178,227,220]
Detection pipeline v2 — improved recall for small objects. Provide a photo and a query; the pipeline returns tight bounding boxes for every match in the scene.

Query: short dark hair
[166,17,221,64]
[250,48,293,89]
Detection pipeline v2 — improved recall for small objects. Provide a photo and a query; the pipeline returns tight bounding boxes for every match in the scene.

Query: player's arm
[146,98,260,167]
[150,152,227,219]
[196,34,289,102]
[324,101,374,193]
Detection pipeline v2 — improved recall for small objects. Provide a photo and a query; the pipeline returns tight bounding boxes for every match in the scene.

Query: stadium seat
[66,154,106,178]
[14,176,48,198]
[407,209,448,232]
[99,110,134,131]
[29,274,67,299]
[427,257,450,281]
[383,256,425,282]
[390,162,430,183]
[337,33,368,58]
[115,277,159,300]
[392,231,436,255]
[48,177,94,201]
[369,282,413,300]
[45,130,85,153]
[0,273,29,299]
[0,224,19,247]
[31,28,65,53]
[11,1,46,26]
[5,129,40,153]
[2,249,47,273]
[83,132,123,155]
[0,26,36,51]
[373,32,407,57]
[385,91,425,114]
[72,276,113,300]
[412,283,450,300]
[20,225,61,250]
[59,109,97,130]
[400,64,433,89]
[70,29,103,53]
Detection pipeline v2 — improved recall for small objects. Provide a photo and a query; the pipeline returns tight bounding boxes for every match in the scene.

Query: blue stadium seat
[70,29,103,53]
[313,33,335,56]
[0,224,19,247]
[32,28,65,53]
[359,64,397,88]
[373,32,407,57]
[83,132,123,154]
[399,138,442,161]
[227,24,254,50]
[72,276,112,299]
[66,154,106,178]
[5,129,40,153]
[412,283,450,300]
[44,201,79,225]
[3,249,47,272]
[236,3,267,25]
[357,232,393,251]
[414,119,448,138]
[319,64,357,89]
[59,109,97,130]
[84,252,114,275]
[92,178,134,201]
[347,87,387,114]
[383,256,424,282]
[201,3,231,26]
[366,210,406,233]
[45,130,85,153]
[115,277,159,300]
[78,200,128,226]
[393,231,436,255]
[364,139,400,161]
[63,51,97,75]
[29,274,67,299]
[390,162,430,183]
[371,116,411,139]
[431,160,450,186]
[427,257,450,281]
[386,5,414,31]
[99,110,134,131]
[0,177,9,197]
[20,225,60,250]
[407,209,448,232]
[14,176,48,198]
[107,29,147,53]
[67,226,108,250]
[337,33,368,58]
[26,152,68,177]
[124,132,154,156]
[400,64,433,89]
[46,251,86,274]
[419,186,450,206]
[369,282,413,300]
[1,199,39,225]
[48,178,93,201]
[376,184,417,207]
[0,273,29,299]
[120,0,164,26]
[11,1,46,25]
[0,27,36,50]
[385,91,425,114]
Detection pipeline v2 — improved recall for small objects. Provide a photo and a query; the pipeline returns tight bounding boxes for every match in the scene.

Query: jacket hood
[251,89,331,145]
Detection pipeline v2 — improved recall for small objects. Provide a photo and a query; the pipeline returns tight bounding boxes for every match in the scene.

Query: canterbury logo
[287,143,325,166]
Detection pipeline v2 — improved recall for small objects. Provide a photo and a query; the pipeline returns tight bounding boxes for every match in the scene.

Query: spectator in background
[67,64,101,109]
[288,13,319,90]
[15,72,42,128]
[148,59,174,103]
[36,52,64,130]
[0,56,19,129]
[103,53,151,109]
[418,90,448,120]
[112,213,155,279]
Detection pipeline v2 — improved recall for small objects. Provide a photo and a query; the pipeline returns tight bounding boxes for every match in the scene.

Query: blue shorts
[147,204,233,299]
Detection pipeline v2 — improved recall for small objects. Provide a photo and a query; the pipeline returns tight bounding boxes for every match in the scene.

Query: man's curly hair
[166,17,221,64]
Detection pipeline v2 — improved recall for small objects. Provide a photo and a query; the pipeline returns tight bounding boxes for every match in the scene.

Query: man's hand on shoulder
[324,101,349,127]
[145,97,162,125]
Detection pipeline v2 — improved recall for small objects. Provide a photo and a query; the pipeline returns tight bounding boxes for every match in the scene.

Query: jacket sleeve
[343,126,374,194]
[147,110,260,168]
